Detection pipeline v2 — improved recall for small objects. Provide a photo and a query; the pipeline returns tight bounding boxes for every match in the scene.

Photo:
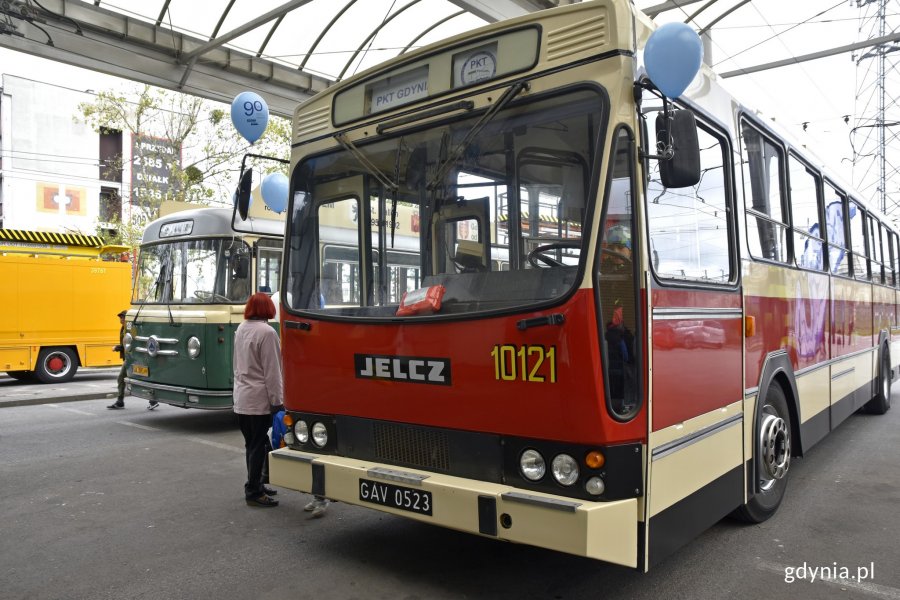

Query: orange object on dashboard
[396,285,446,316]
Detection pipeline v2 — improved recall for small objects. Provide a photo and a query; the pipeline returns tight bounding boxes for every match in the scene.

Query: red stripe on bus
[283,288,647,446]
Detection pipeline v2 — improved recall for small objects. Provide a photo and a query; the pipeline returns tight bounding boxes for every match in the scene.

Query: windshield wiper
[426,81,529,191]
[334,132,398,194]
[153,245,184,327]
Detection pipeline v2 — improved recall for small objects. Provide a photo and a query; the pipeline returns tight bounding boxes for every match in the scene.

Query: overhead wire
[701,1,868,186]
[747,2,846,124]
[710,0,847,68]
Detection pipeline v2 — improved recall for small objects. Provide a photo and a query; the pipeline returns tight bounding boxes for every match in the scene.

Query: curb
[0,392,118,409]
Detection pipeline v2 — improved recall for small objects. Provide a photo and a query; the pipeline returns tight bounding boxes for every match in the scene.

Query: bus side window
[646,111,732,284]
[788,155,825,271]
[741,121,789,264]
[823,185,851,277]
[847,199,869,280]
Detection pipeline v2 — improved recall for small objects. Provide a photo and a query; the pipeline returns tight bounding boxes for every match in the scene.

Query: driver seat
[454,240,486,273]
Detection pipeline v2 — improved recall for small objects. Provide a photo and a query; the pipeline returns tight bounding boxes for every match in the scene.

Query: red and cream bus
[269,1,895,571]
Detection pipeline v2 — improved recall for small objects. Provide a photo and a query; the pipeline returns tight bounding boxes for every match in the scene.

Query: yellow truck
[0,229,132,383]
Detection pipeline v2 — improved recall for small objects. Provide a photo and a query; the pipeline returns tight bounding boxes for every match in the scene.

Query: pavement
[0,366,121,408]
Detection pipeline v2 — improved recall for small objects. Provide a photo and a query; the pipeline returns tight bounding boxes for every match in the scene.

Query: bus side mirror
[236,168,253,221]
[657,109,701,188]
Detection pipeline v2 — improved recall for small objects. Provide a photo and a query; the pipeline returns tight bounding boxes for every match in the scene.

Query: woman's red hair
[244,292,276,320]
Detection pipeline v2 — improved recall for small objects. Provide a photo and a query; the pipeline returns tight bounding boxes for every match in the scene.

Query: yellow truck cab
[0,229,132,383]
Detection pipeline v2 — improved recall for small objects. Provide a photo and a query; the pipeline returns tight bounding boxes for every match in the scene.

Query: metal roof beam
[642,0,707,19]
[446,0,553,23]
[719,32,900,78]
[179,0,314,63]
[0,0,330,117]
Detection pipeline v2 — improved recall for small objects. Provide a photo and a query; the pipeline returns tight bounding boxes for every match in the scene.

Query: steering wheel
[527,241,581,268]
[194,290,231,302]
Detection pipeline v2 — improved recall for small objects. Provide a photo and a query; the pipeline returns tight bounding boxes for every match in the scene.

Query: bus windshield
[285,88,603,318]
[133,238,252,304]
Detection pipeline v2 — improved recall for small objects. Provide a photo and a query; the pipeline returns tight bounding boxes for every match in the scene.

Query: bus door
[639,109,744,568]
[254,238,283,294]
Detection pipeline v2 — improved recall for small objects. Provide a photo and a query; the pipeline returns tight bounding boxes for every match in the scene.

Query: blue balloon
[260,173,288,214]
[230,91,269,144]
[644,23,703,99]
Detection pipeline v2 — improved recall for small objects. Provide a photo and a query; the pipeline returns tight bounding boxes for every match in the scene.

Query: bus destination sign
[159,220,194,238]
[365,66,429,115]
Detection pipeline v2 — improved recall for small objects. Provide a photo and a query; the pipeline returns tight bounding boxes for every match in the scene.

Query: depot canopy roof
[0,0,561,116]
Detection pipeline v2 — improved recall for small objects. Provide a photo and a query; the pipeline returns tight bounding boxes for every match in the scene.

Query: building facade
[0,75,124,234]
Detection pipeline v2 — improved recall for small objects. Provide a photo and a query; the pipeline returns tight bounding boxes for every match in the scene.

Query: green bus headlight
[187,336,201,359]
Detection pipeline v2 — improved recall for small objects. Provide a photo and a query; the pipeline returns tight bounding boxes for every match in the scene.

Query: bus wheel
[734,384,792,523]
[35,348,78,384]
[5,371,35,381]
[865,348,891,415]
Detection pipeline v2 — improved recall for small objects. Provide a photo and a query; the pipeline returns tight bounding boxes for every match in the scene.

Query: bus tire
[733,383,792,523]
[35,347,79,384]
[864,348,891,415]
[5,371,35,381]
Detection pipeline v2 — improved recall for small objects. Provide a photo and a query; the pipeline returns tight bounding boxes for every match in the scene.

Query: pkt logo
[354,354,451,386]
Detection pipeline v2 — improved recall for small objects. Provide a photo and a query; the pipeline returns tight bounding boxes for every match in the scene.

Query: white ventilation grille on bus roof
[295,105,330,138]
[546,12,608,61]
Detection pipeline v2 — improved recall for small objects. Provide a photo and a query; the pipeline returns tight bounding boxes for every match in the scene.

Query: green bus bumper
[125,377,233,410]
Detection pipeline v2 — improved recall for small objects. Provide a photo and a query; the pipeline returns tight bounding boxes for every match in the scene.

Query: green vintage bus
[124,205,283,409]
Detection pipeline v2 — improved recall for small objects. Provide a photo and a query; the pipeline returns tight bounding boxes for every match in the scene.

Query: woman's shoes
[246,494,279,508]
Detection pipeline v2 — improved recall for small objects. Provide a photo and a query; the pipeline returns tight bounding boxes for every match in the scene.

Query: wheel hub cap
[760,413,790,481]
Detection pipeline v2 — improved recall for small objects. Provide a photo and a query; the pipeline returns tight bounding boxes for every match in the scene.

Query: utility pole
[853,0,899,219]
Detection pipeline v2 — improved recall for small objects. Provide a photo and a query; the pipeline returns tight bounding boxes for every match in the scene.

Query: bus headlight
[519,449,546,481]
[187,336,201,359]
[311,422,328,447]
[123,333,133,352]
[294,420,309,444]
[585,476,605,496]
[551,454,579,486]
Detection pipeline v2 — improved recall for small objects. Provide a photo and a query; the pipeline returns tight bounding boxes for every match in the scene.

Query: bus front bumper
[269,448,638,568]
[125,377,232,410]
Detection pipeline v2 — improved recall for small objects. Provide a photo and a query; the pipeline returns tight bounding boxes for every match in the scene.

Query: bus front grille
[373,422,450,471]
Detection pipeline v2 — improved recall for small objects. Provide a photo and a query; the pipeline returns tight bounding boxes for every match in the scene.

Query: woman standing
[233,292,283,507]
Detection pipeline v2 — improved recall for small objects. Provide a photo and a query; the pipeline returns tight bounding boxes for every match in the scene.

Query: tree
[78,84,290,246]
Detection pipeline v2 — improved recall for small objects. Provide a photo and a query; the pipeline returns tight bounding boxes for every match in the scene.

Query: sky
[0,0,895,217]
